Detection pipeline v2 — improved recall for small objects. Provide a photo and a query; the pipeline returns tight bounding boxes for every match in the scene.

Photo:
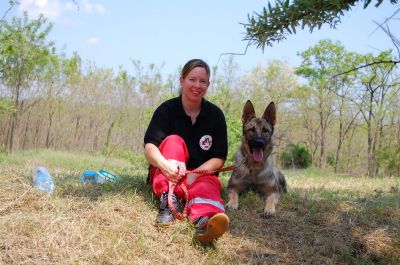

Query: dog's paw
[225,201,238,210]
[259,211,274,218]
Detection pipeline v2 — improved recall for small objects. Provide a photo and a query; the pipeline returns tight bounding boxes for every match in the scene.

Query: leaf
[284,0,289,9]
[364,0,372,8]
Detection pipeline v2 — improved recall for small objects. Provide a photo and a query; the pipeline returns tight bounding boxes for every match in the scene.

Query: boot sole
[194,213,229,245]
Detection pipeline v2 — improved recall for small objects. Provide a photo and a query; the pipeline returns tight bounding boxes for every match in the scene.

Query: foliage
[376,146,400,175]
[243,0,399,49]
[280,143,312,168]
[0,97,15,121]
[295,40,356,169]
[0,12,55,152]
[355,51,399,176]
[225,116,242,165]
[0,12,54,87]
[326,152,336,167]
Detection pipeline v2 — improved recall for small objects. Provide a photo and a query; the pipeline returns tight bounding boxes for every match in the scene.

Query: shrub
[376,146,400,176]
[280,143,312,169]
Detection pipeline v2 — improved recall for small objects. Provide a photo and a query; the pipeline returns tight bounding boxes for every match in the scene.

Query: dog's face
[241,100,276,164]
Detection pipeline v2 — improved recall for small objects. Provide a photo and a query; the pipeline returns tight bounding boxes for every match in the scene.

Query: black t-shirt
[144,96,228,169]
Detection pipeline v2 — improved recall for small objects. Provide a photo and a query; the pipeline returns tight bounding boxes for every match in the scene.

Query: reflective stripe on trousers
[188,197,225,211]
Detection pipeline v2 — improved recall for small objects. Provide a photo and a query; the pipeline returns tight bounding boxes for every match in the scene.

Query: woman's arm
[144,143,181,182]
[187,157,225,185]
[195,157,225,172]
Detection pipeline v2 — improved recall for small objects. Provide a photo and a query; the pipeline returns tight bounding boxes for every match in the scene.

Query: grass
[0,150,399,264]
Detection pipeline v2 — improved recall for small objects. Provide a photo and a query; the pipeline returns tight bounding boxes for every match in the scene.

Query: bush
[376,146,400,176]
[280,143,312,169]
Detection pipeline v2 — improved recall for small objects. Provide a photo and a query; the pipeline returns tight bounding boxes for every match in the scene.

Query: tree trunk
[6,114,16,152]
[335,121,343,173]
[45,111,54,148]
[22,111,31,149]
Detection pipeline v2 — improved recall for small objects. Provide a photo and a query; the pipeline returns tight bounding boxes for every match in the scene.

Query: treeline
[1,13,399,176]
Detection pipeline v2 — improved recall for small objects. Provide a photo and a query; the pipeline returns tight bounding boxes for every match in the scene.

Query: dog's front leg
[226,172,245,210]
[226,190,239,210]
[260,192,279,218]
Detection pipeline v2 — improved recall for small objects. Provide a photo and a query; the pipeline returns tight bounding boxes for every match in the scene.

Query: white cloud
[86,37,99,45]
[81,0,105,14]
[18,0,106,20]
[19,0,63,19]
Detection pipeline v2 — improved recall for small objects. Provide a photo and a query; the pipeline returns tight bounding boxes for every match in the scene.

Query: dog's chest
[237,162,274,184]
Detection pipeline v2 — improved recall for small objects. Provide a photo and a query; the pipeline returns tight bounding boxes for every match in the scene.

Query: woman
[143,59,229,245]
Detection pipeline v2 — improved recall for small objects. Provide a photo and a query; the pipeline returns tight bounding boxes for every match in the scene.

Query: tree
[296,40,339,169]
[354,51,399,176]
[0,12,54,152]
[243,0,399,49]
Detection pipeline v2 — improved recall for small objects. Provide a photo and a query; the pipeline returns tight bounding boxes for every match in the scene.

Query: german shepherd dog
[226,100,287,217]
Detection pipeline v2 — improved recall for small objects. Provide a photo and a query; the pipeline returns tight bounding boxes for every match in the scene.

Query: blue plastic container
[80,170,120,184]
[80,170,98,183]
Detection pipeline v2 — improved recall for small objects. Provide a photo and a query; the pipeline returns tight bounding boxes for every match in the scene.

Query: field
[0,150,399,264]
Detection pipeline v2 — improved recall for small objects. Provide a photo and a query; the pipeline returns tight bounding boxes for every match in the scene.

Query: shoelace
[161,192,179,210]
[196,216,209,228]
[168,181,188,220]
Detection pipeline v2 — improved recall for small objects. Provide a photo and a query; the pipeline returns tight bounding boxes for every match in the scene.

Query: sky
[2,0,399,77]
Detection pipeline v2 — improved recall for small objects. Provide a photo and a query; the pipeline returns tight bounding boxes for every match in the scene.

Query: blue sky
[2,0,399,77]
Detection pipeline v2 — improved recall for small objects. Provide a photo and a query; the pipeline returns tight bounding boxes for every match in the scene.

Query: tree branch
[1,1,17,22]
[332,60,400,78]
[216,40,252,67]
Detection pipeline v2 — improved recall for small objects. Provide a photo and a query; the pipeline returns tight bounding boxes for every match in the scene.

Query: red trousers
[149,135,225,221]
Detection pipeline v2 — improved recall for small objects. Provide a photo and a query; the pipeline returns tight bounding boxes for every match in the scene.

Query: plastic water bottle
[33,167,55,194]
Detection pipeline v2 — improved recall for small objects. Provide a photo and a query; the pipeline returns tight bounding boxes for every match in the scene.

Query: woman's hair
[181,59,210,79]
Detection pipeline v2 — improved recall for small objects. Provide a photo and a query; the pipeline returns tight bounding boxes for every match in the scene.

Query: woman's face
[180,67,210,103]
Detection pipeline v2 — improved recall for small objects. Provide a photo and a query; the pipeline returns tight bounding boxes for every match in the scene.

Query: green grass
[0,150,399,264]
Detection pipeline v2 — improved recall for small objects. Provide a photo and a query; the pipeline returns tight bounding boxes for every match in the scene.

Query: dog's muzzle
[249,137,267,151]
[249,137,267,162]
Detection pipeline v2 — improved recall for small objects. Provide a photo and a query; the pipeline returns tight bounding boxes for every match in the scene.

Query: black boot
[155,192,181,226]
[193,213,229,245]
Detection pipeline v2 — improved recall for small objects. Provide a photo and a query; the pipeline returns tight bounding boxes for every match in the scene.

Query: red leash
[183,165,237,176]
[168,165,236,220]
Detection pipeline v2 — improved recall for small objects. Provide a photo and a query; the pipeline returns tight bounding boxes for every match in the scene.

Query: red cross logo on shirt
[199,135,212,150]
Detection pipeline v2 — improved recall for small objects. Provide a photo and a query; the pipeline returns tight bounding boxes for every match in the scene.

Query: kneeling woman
[143,59,229,245]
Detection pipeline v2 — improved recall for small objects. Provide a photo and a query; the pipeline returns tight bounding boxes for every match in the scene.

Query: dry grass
[0,151,399,264]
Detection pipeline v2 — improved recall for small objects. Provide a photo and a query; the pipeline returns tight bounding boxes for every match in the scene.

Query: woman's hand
[144,143,187,182]
[160,159,186,183]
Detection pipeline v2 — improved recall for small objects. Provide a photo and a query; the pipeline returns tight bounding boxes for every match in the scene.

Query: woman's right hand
[144,143,186,183]
[160,159,186,183]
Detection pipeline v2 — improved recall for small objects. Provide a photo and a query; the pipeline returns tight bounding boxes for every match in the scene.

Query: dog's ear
[263,101,276,126]
[242,100,256,125]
